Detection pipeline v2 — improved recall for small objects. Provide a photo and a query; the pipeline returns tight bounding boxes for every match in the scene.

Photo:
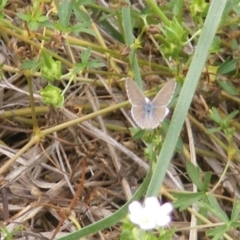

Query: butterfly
[126,78,176,129]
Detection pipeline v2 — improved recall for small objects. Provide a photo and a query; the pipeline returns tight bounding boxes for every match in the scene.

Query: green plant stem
[25,71,40,133]
[41,100,128,136]
[80,5,121,73]
[210,158,231,193]
[145,0,170,26]
[0,106,49,118]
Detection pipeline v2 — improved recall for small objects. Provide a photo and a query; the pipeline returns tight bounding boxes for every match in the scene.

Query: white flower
[128,197,173,230]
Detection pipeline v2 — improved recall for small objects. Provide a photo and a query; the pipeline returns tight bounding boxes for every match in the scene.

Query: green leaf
[54,0,74,30]
[230,200,240,223]
[198,206,208,224]
[217,79,238,95]
[173,192,204,210]
[81,47,91,64]
[86,60,105,68]
[21,60,40,72]
[71,22,95,35]
[205,127,221,134]
[217,57,238,74]
[77,0,94,5]
[207,194,229,222]
[131,128,146,140]
[186,162,203,190]
[209,36,221,53]
[202,172,211,192]
[73,5,91,22]
[209,107,222,124]
[72,48,104,74]
[29,21,39,30]
[230,221,240,228]
[0,0,8,10]
[37,15,49,22]
[206,225,228,240]
[158,228,175,240]
[16,12,31,21]
[97,11,124,42]
[223,110,239,126]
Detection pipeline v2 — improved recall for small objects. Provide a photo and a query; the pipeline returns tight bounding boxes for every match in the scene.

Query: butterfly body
[126,78,176,129]
[143,99,153,113]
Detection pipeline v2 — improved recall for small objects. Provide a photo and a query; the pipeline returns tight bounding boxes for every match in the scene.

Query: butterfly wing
[148,80,176,128]
[126,78,176,129]
[131,105,167,129]
[126,78,146,106]
[152,80,176,106]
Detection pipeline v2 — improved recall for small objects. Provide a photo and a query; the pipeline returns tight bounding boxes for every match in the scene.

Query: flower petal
[128,198,173,230]
[129,200,157,230]
[129,201,142,214]
[156,215,171,227]
[129,201,144,225]
[139,217,156,230]
[159,203,173,215]
[144,197,161,210]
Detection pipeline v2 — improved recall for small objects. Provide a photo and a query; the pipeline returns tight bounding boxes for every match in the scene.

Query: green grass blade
[146,0,228,197]
[122,2,143,89]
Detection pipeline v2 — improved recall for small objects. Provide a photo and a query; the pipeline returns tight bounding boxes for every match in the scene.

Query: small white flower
[128,197,173,230]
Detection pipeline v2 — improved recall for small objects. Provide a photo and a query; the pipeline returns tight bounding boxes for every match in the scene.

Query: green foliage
[174,162,211,210]
[217,79,238,96]
[158,228,175,240]
[129,120,183,163]
[223,0,240,17]
[0,63,3,79]
[0,226,22,240]
[190,0,209,16]
[72,47,105,75]
[205,198,240,239]
[120,220,137,240]
[53,0,75,30]
[187,162,211,192]
[40,53,62,81]
[0,0,7,19]
[73,0,94,19]
[146,124,182,160]
[53,0,94,35]
[120,219,174,240]
[39,84,64,107]
[217,57,238,75]
[17,10,50,30]
[209,36,221,53]
[21,60,40,73]
[158,18,188,59]
[207,107,238,140]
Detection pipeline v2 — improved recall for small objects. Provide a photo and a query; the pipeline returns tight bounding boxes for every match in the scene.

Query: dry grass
[0,0,240,240]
